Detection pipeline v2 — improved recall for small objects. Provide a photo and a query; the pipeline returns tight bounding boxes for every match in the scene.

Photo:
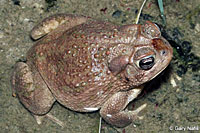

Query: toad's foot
[34,113,64,127]
[128,103,147,120]
[100,87,146,127]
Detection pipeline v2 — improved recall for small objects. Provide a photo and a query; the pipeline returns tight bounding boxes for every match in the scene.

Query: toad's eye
[137,55,155,70]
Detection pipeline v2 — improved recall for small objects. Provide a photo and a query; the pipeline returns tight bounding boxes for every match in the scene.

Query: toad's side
[11,14,173,127]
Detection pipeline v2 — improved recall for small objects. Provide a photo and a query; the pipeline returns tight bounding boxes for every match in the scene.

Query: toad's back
[27,20,135,111]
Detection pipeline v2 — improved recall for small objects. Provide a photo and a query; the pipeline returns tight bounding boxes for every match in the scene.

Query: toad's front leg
[100,86,146,127]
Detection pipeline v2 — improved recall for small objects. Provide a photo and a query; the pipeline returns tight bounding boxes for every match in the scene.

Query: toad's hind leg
[100,87,147,127]
[11,62,63,126]
[31,13,91,40]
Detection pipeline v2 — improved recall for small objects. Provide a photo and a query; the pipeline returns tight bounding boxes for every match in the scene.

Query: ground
[0,0,199,133]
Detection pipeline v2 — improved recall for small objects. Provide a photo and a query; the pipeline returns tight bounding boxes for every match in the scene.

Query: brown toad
[11,14,173,127]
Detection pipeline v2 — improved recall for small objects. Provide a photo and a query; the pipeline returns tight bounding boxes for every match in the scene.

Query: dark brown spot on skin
[73,44,77,49]
[122,49,126,53]
[98,47,104,51]
[152,39,167,51]
[106,51,110,55]
[109,35,113,38]
[97,60,102,63]
[81,34,85,38]
[94,72,99,76]
[81,82,86,86]
[66,50,71,54]
[101,64,105,69]
[106,71,111,74]
[94,53,99,58]
[74,34,79,38]
[39,52,44,56]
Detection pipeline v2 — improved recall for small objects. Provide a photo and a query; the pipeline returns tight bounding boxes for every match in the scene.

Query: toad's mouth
[149,61,170,81]
[145,51,173,81]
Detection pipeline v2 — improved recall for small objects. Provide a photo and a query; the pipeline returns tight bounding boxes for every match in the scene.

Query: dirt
[0,0,199,133]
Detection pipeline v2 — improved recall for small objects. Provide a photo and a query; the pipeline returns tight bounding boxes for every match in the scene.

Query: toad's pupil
[139,56,155,70]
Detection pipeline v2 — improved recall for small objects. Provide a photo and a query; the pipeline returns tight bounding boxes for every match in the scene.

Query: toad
[11,14,173,127]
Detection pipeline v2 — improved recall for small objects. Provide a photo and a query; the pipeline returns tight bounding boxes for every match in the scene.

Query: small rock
[195,23,200,33]
[112,10,122,18]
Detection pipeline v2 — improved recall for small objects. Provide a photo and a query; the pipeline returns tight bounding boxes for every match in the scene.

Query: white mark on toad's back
[106,114,112,118]
[84,107,99,111]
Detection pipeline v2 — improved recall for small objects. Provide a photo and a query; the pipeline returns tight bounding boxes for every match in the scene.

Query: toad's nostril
[161,50,166,56]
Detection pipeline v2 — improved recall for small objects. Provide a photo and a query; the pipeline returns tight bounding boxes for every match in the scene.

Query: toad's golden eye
[136,55,155,70]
